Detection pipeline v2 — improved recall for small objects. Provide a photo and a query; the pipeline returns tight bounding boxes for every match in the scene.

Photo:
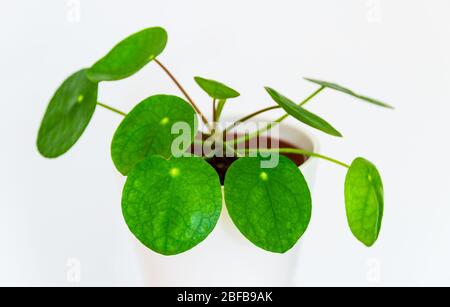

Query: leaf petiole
[215,99,227,122]
[237,148,350,169]
[213,98,217,122]
[212,98,217,134]
[154,59,213,131]
[300,86,325,107]
[97,102,127,117]
[222,105,281,136]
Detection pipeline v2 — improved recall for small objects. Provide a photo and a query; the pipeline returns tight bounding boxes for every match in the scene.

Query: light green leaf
[37,69,98,158]
[224,156,312,253]
[111,95,197,175]
[87,27,168,82]
[265,87,343,137]
[194,77,240,100]
[304,78,394,109]
[122,156,223,255]
[345,158,384,247]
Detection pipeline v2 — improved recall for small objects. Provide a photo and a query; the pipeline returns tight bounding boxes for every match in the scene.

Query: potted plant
[37,27,392,286]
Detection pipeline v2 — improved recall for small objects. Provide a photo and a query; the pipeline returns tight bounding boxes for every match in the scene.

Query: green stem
[300,86,325,107]
[238,148,350,169]
[216,99,227,122]
[97,102,127,117]
[222,105,281,136]
[226,86,325,146]
[154,59,212,131]
[212,98,218,134]
[213,99,217,122]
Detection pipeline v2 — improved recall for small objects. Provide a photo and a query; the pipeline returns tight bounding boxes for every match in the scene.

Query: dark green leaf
[345,158,384,247]
[37,69,98,158]
[122,156,223,255]
[194,77,240,100]
[87,27,168,82]
[265,87,343,137]
[304,78,394,109]
[111,95,197,175]
[224,156,312,253]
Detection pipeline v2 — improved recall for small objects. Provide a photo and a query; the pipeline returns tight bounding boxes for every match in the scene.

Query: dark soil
[191,134,307,185]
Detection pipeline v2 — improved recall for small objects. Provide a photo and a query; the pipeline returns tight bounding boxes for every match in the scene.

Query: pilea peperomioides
[37,27,393,255]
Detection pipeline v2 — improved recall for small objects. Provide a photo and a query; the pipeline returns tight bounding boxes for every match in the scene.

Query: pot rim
[277,119,320,170]
[219,115,320,170]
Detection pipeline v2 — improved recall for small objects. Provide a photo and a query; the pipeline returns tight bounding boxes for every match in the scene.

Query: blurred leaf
[304,78,394,109]
[37,69,98,158]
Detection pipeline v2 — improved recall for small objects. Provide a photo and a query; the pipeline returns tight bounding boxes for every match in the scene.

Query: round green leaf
[37,69,98,158]
[87,27,168,82]
[111,95,197,175]
[265,87,343,137]
[194,76,240,100]
[345,157,384,247]
[224,156,312,253]
[122,156,223,255]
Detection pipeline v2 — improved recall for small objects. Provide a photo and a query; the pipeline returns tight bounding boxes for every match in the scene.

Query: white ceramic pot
[135,121,319,287]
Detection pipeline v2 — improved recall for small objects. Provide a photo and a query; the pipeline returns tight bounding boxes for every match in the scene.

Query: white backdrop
[1,0,450,286]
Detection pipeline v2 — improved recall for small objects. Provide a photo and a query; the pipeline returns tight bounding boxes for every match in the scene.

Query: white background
[1,0,450,286]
